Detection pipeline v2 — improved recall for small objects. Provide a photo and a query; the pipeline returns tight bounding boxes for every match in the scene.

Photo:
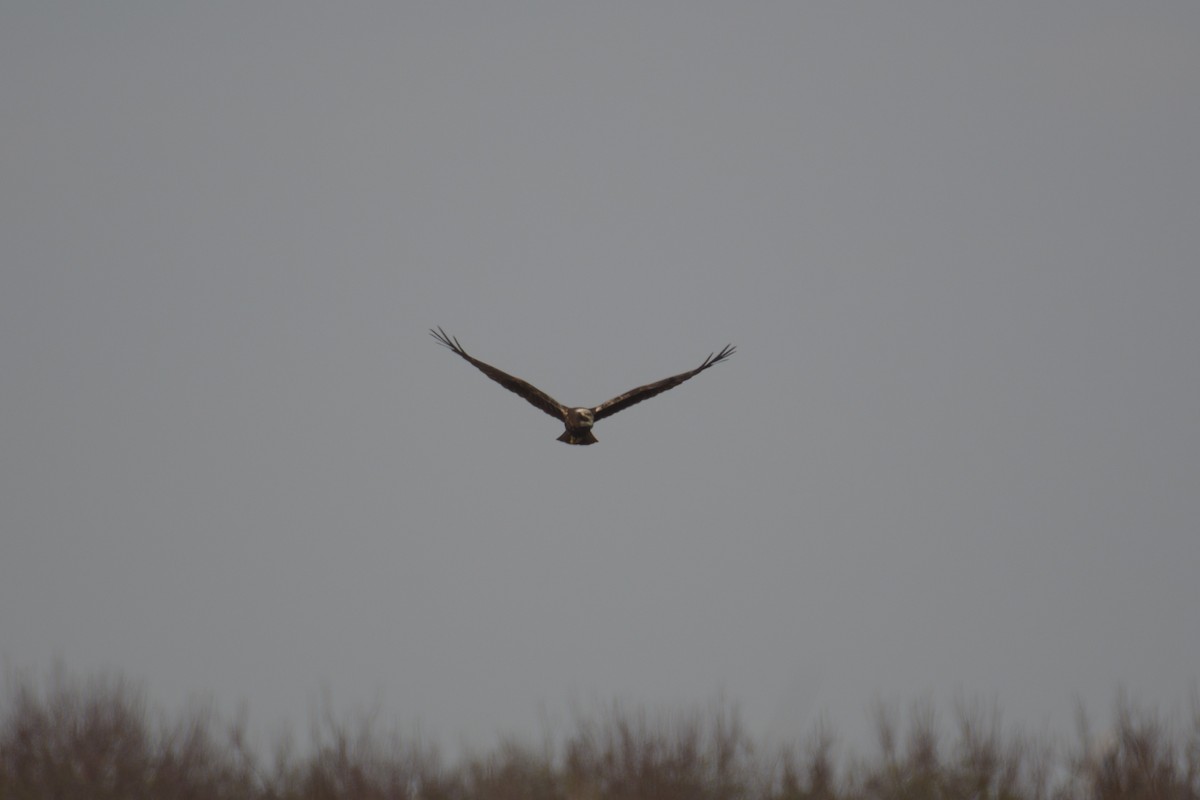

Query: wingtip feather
[430,326,466,355]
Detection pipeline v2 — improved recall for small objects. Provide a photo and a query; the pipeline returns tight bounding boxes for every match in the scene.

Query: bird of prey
[430,327,735,445]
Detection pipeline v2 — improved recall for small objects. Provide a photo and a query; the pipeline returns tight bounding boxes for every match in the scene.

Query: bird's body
[559,407,598,445]
[430,327,734,445]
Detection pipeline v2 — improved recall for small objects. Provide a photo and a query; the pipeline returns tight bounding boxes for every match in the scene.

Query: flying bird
[430,327,734,445]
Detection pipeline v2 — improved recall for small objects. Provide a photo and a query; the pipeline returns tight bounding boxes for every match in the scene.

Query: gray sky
[2,2,1198,754]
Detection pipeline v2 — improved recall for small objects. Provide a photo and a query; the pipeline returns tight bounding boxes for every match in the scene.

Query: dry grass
[1,665,1197,800]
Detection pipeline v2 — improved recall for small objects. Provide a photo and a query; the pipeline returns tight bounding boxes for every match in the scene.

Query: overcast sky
[2,2,1198,755]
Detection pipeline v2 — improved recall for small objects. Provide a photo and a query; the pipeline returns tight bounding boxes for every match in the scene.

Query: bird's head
[573,408,595,428]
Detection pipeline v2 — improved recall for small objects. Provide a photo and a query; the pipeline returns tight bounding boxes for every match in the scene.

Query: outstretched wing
[430,327,567,422]
[592,344,735,422]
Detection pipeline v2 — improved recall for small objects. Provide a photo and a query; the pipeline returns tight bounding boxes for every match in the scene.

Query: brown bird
[430,327,734,445]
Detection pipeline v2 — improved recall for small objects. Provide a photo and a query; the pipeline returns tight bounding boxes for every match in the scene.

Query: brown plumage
[430,327,734,445]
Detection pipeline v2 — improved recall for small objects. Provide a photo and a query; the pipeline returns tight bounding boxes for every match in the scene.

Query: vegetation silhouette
[1,664,1197,799]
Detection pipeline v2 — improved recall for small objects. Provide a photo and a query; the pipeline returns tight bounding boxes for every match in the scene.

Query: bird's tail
[557,430,598,445]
